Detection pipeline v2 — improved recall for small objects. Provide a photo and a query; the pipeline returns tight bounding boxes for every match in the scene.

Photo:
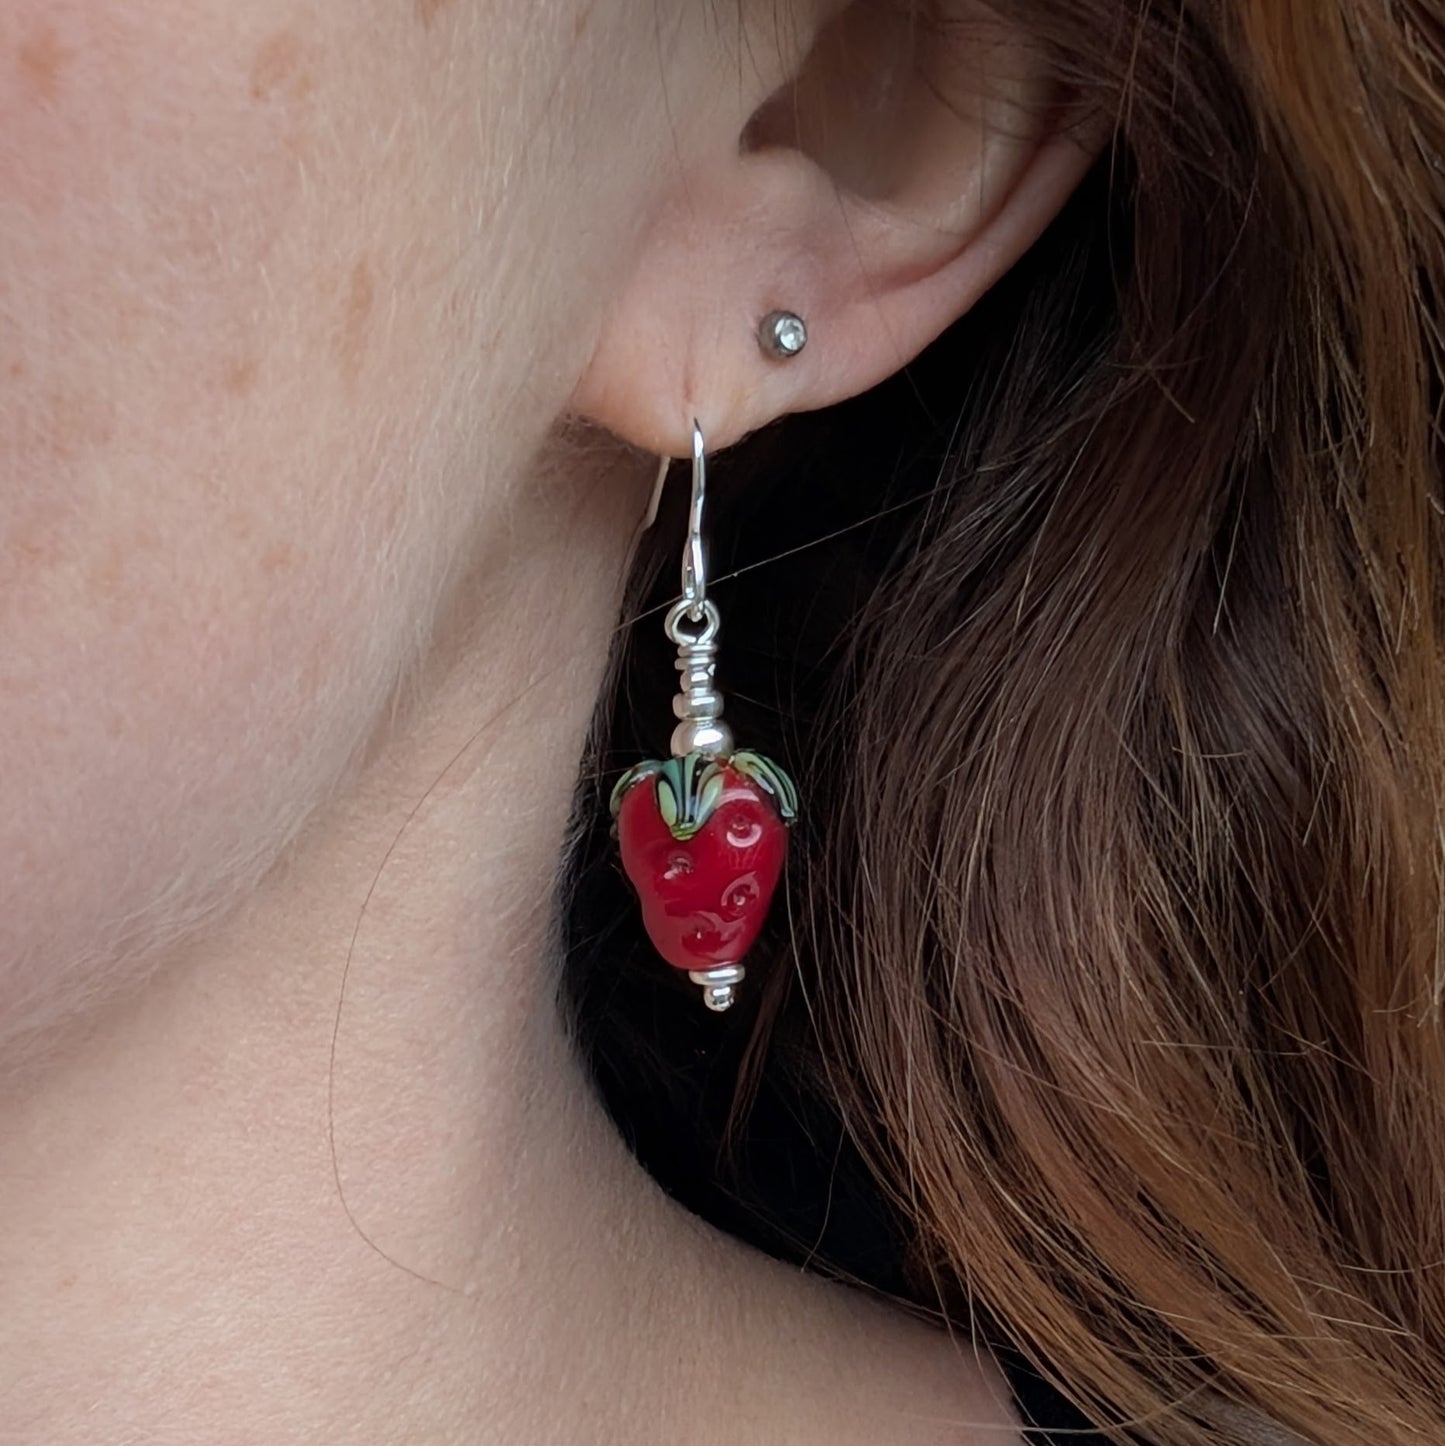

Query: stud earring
[609,419,798,1012]
[758,310,807,360]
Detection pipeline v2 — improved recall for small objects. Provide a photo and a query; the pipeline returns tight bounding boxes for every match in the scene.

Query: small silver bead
[670,717,734,758]
[690,965,746,1012]
[758,310,807,360]
[673,694,724,722]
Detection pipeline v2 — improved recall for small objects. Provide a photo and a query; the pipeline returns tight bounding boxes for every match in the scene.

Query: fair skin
[0,0,1091,1440]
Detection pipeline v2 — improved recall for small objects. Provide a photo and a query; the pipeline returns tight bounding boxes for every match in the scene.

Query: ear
[570,2,1099,457]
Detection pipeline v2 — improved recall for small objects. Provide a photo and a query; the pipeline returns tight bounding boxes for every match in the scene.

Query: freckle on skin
[223,357,260,396]
[260,543,295,576]
[334,260,375,388]
[44,388,116,465]
[414,0,456,28]
[84,545,124,601]
[250,30,314,103]
[10,519,62,571]
[225,509,257,543]
[18,25,71,103]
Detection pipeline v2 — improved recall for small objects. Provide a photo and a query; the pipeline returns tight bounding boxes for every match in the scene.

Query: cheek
[0,0,691,1050]
[0,3,480,1048]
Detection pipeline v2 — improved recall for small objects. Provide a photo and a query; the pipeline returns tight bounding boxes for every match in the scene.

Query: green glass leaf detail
[695,767,725,829]
[608,758,664,818]
[630,753,729,839]
[730,749,799,823]
[612,751,792,839]
[655,773,679,830]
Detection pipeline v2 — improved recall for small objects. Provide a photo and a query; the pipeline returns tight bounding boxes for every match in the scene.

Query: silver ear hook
[663,419,731,759]
[680,419,707,618]
[639,418,707,542]
[641,453,670,531]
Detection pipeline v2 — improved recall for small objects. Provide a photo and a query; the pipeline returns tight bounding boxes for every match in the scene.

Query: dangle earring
[609,418,798,1012]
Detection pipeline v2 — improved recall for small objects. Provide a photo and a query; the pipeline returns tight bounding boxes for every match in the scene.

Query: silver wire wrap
[665,421,734,759]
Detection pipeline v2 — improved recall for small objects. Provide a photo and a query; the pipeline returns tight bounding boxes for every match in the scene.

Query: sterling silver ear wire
[639,308,806,533]
[758,310,807,360]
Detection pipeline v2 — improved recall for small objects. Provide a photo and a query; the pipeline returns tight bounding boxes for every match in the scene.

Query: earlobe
[569,2,1100,459]
[567,146,845,457]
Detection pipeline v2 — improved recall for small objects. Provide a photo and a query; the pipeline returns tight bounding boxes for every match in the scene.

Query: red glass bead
[612,753,793,972]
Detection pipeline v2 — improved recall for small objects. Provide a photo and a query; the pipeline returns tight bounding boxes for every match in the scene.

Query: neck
[0,440,1021,1446]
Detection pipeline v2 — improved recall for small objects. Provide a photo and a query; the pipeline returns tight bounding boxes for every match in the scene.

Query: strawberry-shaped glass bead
[609,749,797,974]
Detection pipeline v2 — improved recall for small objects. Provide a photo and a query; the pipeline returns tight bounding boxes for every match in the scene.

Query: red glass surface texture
[615,763,789,970]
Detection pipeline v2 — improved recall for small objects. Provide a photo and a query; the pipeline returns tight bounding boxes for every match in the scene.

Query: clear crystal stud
[758,310,807,360]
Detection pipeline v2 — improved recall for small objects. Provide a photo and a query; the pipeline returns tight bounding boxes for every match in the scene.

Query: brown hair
[564,2,1445,1441]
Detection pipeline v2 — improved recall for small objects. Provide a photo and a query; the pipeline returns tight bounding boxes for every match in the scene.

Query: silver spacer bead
[758,310,807,360]
[670,718,734,758]
[688,964,746,1012]
[665,598,732,759]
